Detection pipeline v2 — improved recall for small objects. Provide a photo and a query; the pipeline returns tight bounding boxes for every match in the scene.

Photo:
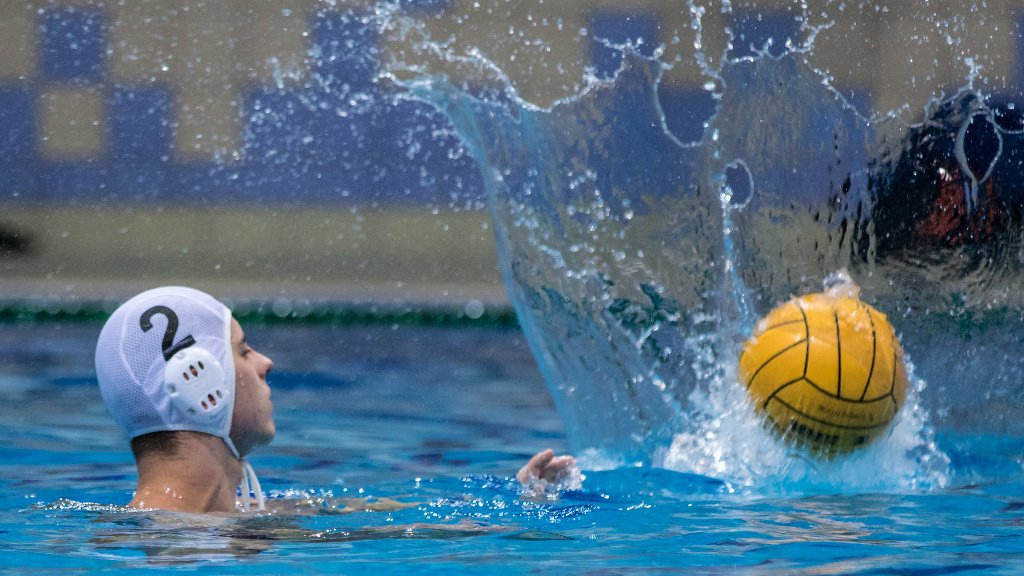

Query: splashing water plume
[371,0,1024,492]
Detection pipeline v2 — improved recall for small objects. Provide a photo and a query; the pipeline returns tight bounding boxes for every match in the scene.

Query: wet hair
[130,431,183,459]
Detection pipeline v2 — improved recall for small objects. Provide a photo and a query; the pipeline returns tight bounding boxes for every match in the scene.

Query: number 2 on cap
[140,305,197,361]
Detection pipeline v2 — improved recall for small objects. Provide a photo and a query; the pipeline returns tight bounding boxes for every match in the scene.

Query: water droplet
[465,300,485,319]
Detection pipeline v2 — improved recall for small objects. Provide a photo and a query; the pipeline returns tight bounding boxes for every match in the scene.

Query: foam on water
[658,356,950,497]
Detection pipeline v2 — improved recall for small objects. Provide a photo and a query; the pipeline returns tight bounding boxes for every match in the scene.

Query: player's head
[95,286,274,459]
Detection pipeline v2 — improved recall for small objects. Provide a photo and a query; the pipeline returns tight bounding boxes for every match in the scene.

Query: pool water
[2,321,1024,573]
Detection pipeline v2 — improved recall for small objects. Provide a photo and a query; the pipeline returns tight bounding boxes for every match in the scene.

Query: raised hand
[516,448,582,496]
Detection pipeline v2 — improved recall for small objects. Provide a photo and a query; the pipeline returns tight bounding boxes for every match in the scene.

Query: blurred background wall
[2,0,1024,312]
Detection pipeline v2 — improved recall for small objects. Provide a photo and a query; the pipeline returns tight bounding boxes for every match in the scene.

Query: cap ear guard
[164,347,232,419]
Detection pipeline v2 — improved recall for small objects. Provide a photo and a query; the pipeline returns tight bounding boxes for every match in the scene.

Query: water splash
[658,340,950,496]
[378,1,1024,489]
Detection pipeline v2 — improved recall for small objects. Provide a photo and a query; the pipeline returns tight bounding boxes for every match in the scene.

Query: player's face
[228,318,275,456]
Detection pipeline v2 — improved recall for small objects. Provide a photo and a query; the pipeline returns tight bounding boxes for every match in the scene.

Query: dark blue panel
[657,86,717,144]
[110,87,172,163]
[399,0,449,13]
[371,99,483,205]
[310,10,379,93]
[244,85,452,205]
[110,87,173,198]
[246,86,380,203]
[241,86,484,206]
[0,88,34,159]
[241,88,325,202]
[308,100,377,203]
[40,7,107,82]
[0,88,36,195]
[170,162,247,205]
[108,165,166,200]
[730,9,800,58]
[590,10,660,79]
[36,162,109,203]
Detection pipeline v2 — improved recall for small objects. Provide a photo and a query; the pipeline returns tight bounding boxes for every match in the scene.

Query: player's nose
[258,352,273,378]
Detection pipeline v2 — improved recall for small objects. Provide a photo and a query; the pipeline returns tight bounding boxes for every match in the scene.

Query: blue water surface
[0,321,1022,574]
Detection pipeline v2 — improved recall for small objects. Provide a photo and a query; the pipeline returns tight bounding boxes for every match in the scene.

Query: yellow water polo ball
[737,293,908,457]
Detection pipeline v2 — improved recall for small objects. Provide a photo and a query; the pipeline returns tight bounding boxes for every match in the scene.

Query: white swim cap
[95,286,240,457]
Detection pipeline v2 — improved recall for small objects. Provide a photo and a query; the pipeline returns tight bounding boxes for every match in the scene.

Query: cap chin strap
[223,436,265,512]
[239,459,265,512]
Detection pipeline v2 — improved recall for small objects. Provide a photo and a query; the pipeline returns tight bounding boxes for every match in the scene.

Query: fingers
[532,448,556,468]
[538,455,577,482]
[517,448,555,483]
[547,455,575,469]
[517,449,583,497]
[517,449,578,483]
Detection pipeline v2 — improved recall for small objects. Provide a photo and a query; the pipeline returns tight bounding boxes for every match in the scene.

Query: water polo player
[95,286,577,513]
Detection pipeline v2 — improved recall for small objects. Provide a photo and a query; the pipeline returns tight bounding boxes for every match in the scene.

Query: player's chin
[263,421,276,444]
[252,419,276,448]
